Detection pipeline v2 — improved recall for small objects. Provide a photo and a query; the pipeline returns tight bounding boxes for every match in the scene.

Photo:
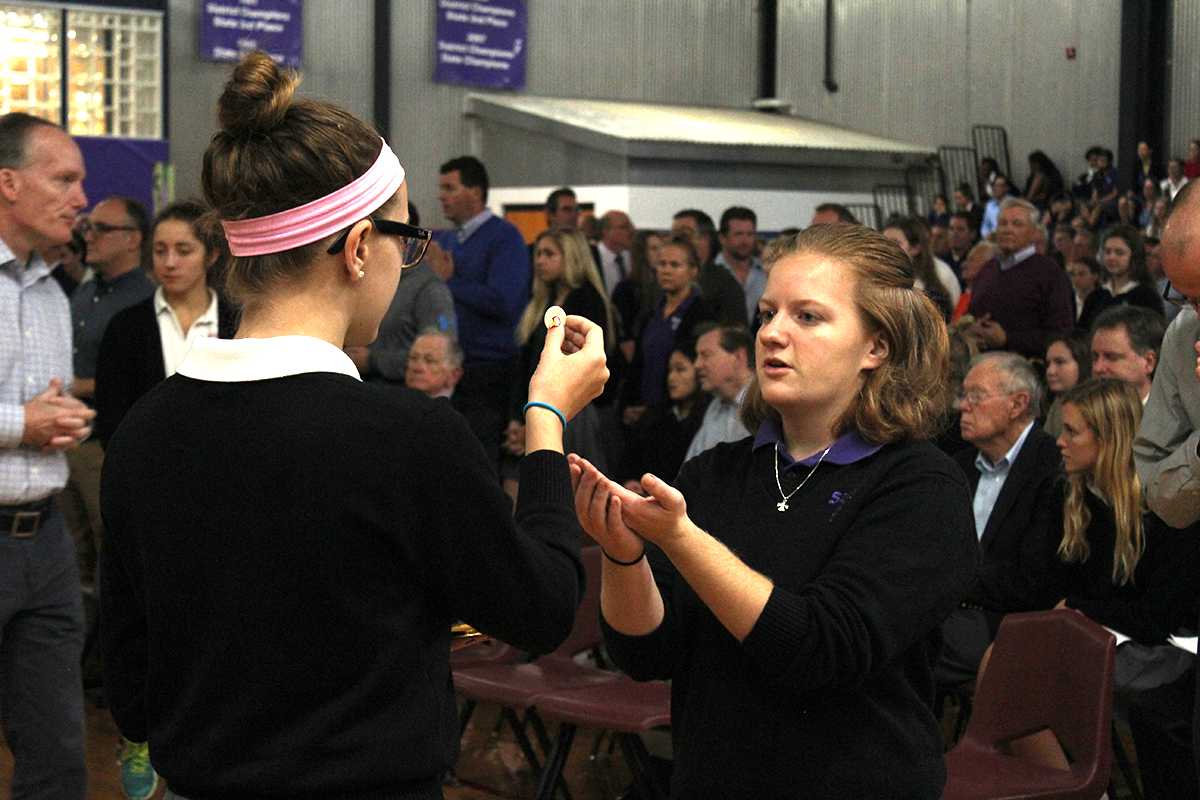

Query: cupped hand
[528,315,609,421]
[568,454,644,561]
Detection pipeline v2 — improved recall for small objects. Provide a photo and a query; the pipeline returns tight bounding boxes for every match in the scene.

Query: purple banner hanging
[199,0,303,68]
[434,0,527,90]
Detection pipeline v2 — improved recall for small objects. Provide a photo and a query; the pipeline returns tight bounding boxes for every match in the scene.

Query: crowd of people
[4,49,1200,799]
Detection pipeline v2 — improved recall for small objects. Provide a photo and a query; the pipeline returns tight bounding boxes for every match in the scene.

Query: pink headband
[221,139,405,257]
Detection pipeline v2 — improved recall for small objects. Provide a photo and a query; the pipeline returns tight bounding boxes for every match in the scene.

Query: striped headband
[221,138,405,257]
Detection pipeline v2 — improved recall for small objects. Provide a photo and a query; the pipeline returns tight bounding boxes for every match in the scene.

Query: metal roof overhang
[465,94,937,171]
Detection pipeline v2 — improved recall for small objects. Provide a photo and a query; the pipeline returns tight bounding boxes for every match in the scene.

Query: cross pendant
[776,500,789,512]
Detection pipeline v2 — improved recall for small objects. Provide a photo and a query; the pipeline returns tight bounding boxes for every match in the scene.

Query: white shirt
[932,257,962,308]
[154,287,220,378]
[596,241,630,298]
[683,383,751,462]
[178,335,361,383]
[1162,176,1189,201]
[972,421,1035,539]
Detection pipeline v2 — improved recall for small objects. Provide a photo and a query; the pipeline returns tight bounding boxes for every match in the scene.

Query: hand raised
[528,315,609,422]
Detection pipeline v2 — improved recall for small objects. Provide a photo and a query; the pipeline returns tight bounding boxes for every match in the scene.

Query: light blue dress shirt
[972,421,1035,539]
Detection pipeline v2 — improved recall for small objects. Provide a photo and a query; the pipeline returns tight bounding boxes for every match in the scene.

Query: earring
[357,269,366,279]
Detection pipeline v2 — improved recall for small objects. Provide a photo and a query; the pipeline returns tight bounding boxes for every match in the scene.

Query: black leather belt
[0,496,55,539]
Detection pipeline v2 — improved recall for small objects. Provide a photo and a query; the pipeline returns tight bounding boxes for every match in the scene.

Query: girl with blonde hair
[504,229,615,478]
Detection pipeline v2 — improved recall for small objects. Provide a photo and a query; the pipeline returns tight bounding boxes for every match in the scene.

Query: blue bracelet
[523,400,567,429]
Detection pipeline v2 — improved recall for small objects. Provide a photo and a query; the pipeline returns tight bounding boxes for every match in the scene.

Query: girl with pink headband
[99,51,609,799]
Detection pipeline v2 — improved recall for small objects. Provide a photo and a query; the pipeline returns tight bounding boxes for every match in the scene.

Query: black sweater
[1052,488,1200,643]
[94,295,239,447]
[100,373,583,799]
[603,438,977,799]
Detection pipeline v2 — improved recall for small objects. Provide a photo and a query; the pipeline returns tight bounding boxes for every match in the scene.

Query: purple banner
[76,137,170,216]
[435,0,527,90]
[199,0,302,68]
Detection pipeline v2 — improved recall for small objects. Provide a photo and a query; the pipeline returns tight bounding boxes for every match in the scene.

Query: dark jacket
[95,294,238,447]
[955,425,1063,634]
[1051,488,1200,644]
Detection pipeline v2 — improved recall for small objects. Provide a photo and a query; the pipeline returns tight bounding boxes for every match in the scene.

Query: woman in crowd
[882,216,956,319]
[571,224,976,798]
[1101,224,1165,316]
[620,234,713,426]
[95,201,239,447]
[1042,332,1090,436]
[100,51,609,799]
[504,228,614,479]
[1067,254,1113,333]
[1145,196,1170,239]
[1024,150,1065,210]
[613,228,663,364]
[927,193,951,228]
[619,343,710,491]
[1003,379,1199,796]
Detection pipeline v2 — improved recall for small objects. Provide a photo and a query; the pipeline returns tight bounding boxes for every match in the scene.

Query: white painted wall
[487,185,873,232]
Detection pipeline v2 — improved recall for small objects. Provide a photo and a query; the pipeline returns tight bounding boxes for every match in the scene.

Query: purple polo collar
[753,417,882,473]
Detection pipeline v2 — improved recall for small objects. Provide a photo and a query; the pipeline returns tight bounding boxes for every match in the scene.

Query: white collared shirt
[155,288,220,378]
[972,420,1035,539]
[1105,279,1141,298]
[596,241,629,297]
[999,245,1037,272]
[178,335,361,383]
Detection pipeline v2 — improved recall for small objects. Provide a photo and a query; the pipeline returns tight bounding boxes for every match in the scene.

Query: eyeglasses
[1162,280,1200,312]
[78,220,136,236]
[955,389,1013,407]
[326,217,432,267]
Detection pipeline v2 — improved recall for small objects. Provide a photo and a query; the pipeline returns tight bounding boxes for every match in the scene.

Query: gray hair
[970,351,1043,419]
[999,197,1040,227]
[415,327,463,370]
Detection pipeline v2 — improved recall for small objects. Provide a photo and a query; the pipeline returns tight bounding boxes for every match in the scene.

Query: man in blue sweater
[428,156,530,419]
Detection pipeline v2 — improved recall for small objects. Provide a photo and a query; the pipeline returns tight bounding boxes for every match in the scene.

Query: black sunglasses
[327,218,432,267]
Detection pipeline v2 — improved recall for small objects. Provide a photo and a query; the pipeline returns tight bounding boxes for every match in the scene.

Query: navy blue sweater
[435,216,531,364]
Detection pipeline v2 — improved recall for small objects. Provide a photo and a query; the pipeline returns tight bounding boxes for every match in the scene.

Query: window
[67,9,162,137]
[0,5,62,122]
[0,3,163,139]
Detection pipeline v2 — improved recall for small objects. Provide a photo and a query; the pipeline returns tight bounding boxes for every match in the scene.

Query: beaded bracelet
[523,400,567,429]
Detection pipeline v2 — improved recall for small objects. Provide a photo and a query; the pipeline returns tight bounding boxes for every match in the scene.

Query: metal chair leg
[534,723,577,800]
[1111,722,1144,800]
[618,732,668,800]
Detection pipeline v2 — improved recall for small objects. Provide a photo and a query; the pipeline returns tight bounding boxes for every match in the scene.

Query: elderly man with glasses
[936,352,1062,684]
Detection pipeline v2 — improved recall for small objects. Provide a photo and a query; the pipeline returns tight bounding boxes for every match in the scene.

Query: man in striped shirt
[0,112,93,799]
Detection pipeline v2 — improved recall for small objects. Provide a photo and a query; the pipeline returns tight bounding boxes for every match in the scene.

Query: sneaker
[117,738,160,800]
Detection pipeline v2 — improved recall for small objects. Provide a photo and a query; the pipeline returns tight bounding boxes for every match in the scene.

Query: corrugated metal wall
[167,1,1132,217]
[390,0,759,224]
[776,0,1120,197]
[1170,0,1200,160]
[168,0,374,200]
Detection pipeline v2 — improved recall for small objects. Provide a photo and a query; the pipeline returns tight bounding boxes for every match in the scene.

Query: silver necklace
[773,445,831,512]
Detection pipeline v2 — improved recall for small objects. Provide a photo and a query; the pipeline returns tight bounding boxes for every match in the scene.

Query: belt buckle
[10,511,40,539]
